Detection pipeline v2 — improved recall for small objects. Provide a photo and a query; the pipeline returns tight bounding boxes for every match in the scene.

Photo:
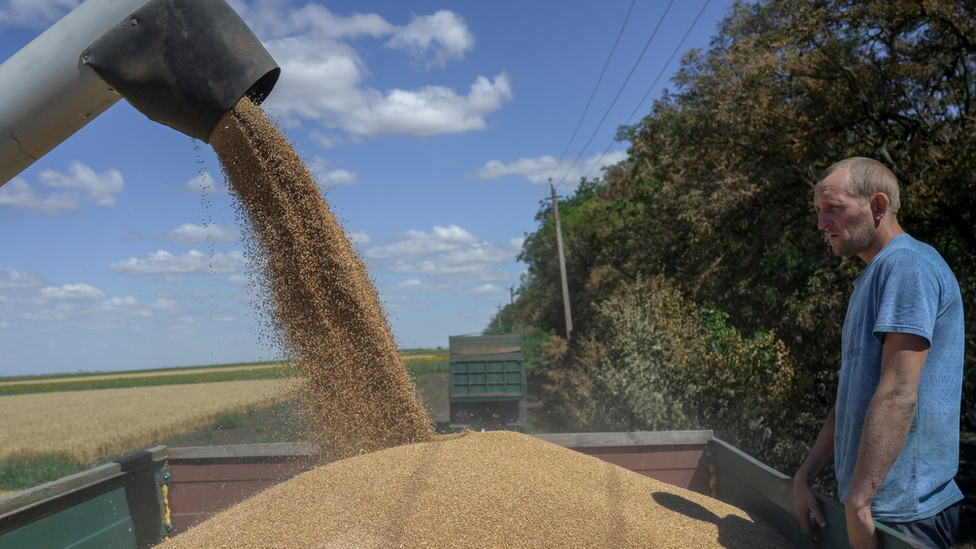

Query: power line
[625,0,713,126]
[581,0,714,182]
[553,0,676,190]
[546,0,638,184]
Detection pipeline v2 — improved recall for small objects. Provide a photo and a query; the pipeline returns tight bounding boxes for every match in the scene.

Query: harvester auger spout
[0,0,279,187]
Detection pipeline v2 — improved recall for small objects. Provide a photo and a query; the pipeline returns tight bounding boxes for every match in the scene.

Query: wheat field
[0,378,296,463]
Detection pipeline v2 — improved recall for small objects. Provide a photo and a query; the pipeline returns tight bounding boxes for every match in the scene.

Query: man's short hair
[818,157,901,216]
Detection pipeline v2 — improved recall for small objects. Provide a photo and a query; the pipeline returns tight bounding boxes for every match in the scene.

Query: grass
[214,409,250,430]
[157,401,308,450]
[0,445,146,493]
[0,454,97,492]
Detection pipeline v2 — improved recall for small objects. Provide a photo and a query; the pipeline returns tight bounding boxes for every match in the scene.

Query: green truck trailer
[448,334,528,430]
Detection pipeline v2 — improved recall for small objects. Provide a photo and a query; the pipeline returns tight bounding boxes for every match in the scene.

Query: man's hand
[793,407,836,546]
[793,480,827,544]
[846,504,877,549]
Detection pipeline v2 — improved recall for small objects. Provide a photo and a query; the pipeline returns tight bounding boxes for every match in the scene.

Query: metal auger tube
[0,0,279,188]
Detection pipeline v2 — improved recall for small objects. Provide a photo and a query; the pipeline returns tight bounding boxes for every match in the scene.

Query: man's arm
[845,332,929,549]
[794,406,836,543]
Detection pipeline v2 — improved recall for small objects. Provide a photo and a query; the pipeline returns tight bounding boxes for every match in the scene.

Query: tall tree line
[493,0,975,471]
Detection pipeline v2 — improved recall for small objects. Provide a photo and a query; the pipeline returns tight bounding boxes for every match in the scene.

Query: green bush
[544,275,817,473]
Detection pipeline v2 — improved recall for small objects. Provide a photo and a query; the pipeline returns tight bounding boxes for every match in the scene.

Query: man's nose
[817,211,830,230]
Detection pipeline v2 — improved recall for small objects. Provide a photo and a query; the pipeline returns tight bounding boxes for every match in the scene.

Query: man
[793,157,964,549]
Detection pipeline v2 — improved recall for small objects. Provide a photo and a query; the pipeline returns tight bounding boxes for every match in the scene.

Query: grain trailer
[448,334,528,430]
[0,432,928,548]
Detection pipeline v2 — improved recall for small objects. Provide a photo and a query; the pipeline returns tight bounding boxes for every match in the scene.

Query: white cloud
[150,298,181,313]
[241,3,507,140]
[265,38,511,138]
[260,37,370,126]
[1,287,154,332]
[384,10,474,70]
[109,250,246,277]
[98,297,152,317]
[39,283,106,300]
[0,179,77,214]
[182,172,227,196]
[236,2,394,41]
[171,223,240,244]
[381,294,434,313]
[38,162,123,205]
[468,156,558,184]
[166,315,201,333]
[0,162,123,215]
[366,226,522,283]
[0,0,78,28]
[0,269,45,290]
[226,274,248,285]
[238,3,471,68]
[345,228,371,248]
[464,284,503,295]
[468,150,630,185]
[319,168,359,187]
[343,74,512,138]
[309,157,359,188]
[0,270,47,329]
[0,272,216,334]
[385,279,452,293]
[307,130,345,150]
[390,279,425,291]
[366,225,480,259]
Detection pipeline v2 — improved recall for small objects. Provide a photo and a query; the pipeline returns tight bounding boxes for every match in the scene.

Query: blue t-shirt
[834,234,964,522]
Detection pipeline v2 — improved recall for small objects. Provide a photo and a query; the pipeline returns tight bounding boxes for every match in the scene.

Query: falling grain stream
[211,97,433,461]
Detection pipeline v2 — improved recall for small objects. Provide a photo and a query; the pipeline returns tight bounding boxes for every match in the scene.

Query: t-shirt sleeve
[872,250,940,346]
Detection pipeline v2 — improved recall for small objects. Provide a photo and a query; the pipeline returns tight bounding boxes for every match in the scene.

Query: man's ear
[870,193,890,223]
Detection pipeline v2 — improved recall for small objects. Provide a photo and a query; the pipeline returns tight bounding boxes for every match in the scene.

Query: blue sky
[0,0,735,376]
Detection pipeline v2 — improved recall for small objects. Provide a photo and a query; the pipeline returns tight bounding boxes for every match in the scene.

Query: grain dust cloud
[210,97,433,462]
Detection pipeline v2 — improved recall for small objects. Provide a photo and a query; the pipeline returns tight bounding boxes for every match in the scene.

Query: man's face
[814,170,876,258]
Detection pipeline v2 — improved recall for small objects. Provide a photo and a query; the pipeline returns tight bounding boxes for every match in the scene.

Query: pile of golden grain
[158,430,790,548]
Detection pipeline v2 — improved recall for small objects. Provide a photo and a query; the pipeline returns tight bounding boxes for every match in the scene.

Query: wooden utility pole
[550,182,573,341]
